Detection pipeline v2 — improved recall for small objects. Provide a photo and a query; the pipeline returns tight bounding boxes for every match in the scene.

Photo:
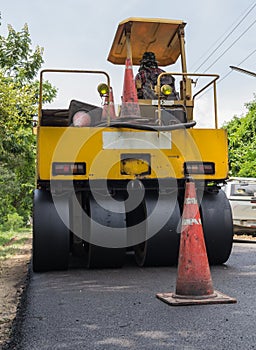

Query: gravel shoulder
[0,237,31,348]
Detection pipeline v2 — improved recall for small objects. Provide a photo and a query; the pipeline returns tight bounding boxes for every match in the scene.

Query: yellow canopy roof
[107,17,186,66]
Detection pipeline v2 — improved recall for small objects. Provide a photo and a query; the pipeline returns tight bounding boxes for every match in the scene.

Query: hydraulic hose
[96,120,196,131]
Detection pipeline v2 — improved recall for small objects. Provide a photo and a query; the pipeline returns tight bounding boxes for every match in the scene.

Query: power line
[238,47,256,66]
[202,18,256,73]
[195,48,256,99]
[218,47,256,84]
[192,2,256,72]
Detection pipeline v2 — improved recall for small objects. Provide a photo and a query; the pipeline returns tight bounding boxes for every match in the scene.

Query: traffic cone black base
[156,290,237,306]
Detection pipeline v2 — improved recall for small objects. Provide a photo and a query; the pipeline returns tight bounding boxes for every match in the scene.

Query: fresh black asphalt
[5,242,256,350]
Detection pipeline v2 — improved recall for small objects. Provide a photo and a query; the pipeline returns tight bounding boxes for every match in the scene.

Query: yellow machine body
[38,127,228,181]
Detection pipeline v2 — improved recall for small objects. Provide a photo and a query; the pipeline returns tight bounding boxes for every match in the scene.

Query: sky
[0,0,255,127]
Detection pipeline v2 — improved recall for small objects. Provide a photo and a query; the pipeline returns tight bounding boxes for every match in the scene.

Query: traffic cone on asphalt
[120,58,141,118]
[156,178,237,306]
[102,87,116,120]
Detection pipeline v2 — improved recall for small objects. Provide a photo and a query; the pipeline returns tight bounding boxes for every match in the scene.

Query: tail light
[184,162,215,175]
[52,162,86,176]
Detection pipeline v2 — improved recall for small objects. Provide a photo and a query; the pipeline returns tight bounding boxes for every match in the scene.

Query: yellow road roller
[33,18,233,271]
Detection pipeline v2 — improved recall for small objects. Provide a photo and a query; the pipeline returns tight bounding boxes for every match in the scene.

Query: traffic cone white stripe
[184,198,198,204]
[182,218,202,226]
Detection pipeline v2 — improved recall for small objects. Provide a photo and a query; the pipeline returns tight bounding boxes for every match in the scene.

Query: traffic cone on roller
[156,178,237,306]
[102,87,117,120]
[120,58,141,118]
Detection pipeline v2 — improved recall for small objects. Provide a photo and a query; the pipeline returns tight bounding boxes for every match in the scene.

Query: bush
[2,212,24,232]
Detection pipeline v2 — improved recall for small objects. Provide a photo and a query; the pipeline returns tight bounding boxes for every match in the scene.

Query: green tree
[0,21,57,227]
[0,23,43,82]
[223,96,256,177]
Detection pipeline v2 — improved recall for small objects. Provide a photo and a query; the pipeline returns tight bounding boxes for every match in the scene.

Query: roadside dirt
[0,238,32,348]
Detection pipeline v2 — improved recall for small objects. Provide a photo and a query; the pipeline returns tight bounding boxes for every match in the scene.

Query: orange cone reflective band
[156,179,237,306]
[120,58,141,118]
[102,87,116,120]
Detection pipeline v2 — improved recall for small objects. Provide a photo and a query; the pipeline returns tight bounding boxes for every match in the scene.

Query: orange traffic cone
[156,178,237,306]
[102,87,117,120]
[120,58,141,118]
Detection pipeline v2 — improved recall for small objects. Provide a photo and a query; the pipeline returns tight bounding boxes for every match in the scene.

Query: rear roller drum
[133,190,181,267]
[33,189,70,272]
[84,191,126,268]
[200,189,233,265]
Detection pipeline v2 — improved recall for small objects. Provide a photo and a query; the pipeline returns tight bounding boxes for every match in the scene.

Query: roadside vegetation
[0,17,56,233]
[0,228,31,260]
[223,96,256,177]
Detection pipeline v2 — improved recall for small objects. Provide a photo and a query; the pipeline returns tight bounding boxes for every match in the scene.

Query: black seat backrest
[40,109,69,126]
[161,108,187,125]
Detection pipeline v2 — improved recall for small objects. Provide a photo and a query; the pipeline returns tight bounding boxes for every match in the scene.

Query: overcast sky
[1,0,255,127]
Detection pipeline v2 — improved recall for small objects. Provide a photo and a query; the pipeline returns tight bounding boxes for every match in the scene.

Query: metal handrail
[156,72,219,128]
[39,69,111,124]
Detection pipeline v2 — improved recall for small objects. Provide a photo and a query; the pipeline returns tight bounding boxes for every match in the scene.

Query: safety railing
[157,72,219,128]
[38,69,111,124]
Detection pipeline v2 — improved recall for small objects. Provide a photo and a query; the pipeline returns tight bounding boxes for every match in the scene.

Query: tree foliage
[0,21,57,228]
[0,23,44,82]
[223,96,256,177]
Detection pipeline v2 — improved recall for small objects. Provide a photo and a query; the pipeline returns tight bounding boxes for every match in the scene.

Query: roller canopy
[107,17,186,66]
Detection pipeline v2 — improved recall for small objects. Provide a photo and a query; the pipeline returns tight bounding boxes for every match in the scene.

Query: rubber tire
[85,192,126,268]
[200,189,234,265]
[33,189,70,272]
[134,190,181,267]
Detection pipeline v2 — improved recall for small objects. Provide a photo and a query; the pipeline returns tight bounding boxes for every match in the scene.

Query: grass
[0,228,32,260]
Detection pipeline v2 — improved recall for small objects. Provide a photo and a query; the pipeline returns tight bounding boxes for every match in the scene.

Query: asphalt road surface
[7,242,256,350]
